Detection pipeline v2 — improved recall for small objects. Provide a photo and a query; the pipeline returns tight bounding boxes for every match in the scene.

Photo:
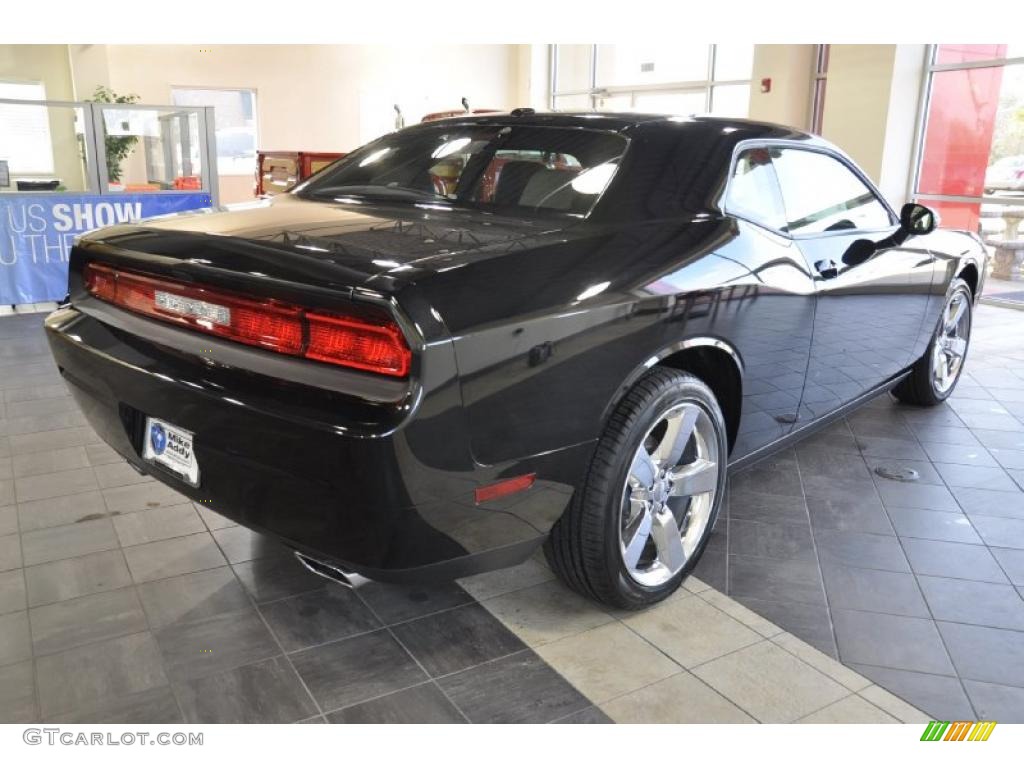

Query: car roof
[403,110,821,143]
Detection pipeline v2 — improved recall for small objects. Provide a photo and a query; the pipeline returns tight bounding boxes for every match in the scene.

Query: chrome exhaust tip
[293,552,369,589]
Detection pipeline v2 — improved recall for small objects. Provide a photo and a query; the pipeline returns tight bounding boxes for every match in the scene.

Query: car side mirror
[900,203,938,235]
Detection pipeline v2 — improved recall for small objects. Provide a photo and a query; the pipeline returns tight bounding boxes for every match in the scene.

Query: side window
[725,147,787,231]
[772,149,894,235]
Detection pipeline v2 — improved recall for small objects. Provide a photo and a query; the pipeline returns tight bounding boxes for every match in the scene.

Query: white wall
[820,44,926,207]
[747,45,815,130]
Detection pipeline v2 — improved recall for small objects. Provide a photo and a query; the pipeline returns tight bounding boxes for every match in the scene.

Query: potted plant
[88,86,141,189]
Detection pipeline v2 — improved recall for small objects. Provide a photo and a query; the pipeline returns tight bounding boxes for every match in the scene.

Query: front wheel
[545,368,728,609]
[893,278,973,406]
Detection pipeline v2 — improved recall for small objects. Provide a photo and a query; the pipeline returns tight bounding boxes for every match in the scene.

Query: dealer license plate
[142,417,200,486]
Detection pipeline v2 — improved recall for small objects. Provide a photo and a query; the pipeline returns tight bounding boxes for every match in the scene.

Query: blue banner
[0,192,212,305]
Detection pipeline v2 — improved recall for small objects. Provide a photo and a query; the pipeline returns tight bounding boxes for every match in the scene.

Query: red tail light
[83,262,411,378]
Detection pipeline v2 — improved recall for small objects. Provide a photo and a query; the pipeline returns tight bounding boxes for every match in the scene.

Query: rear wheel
[893,278,973,406]
[545,368,728,609]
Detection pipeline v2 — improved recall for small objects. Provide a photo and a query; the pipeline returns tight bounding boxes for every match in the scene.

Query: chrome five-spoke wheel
[620,401,720,588]
[931,290,970,395]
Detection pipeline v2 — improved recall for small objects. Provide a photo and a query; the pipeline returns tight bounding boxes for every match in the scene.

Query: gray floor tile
[155,609,279,684]
[259,584,380,652]
[938,621,1024,688]
[887,506,982,544]
[45,686,183,724]
[0,533,21,572]
[358,580,474,625]
[849,664,974,720]
[730,456,803,498]
[113,503,206,547]
[730,595,837,657]
[438,648,589,723]
[137,566,251,628]
[290,629,427,712]
[21,518,119,566]
[84,442,122,466]
[863,457,943,485]
[936,463,1019,492]
[874,477,960,512]
[728,491,809,525]
[902,538,1009,583]
[992,547,1024,586]
[211,525,288,564]
[232,555,326,603]
[327,682,466,724]
[0,610,31,666]
[14,467,97,504]
[16,490,108,532]
[832,609,954,675]
[951,487,1024,519]
[728,554,825,606]
[30,587,148,655]
[962,680,1024,722]
[921,441,999,467]
[102,482,188,515]
[0,569,25,615]
[35,631,168,718]
[25,549,132,606]
[391,602,526,677]
[174,656,317,724]
[11,446,90,478]
[10,426,98,454]
[0,504,14,537]
[0,659,37,722]
[821,562,929,617]
[805,493,894,535]
[0,479,12,507]
[814,529,909,572]
[968,514,1024,549]
[92,461,150,489]
[552,706,615,724]
[919,575,1024,631]
[728,519,815,561]
[195,504,238,530]
[692,534,727,591]
[855,436,928,461]
[123,532,227,583]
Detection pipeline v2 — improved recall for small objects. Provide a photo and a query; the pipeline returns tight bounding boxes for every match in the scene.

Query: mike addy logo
[920,720,996,742]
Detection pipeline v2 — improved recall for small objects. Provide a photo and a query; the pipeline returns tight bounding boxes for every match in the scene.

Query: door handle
[815,259,839,279]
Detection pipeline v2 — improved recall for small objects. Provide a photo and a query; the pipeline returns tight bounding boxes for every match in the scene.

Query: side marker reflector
[474,473,536,505]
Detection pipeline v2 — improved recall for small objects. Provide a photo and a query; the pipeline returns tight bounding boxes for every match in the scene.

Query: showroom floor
[0,303,1020,723]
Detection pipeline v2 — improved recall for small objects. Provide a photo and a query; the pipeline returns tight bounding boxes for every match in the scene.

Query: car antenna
[393,104,405,130]
[461,96,470,113]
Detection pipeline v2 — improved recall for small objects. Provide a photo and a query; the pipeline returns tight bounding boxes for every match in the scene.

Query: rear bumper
[46,306,586,581]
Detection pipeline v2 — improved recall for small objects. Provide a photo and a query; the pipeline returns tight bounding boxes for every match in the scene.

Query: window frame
[722,140,898,240]
[0,79,56,176]
[550,44,753,117]
[170,85,258,178]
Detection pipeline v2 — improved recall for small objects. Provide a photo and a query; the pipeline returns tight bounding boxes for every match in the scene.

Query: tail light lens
[83,262,411,378]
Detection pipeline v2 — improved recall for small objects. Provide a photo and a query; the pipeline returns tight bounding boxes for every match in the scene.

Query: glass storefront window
[915,46,1024,302]
[0,98,91,193]
[554,45,593,93]
[595,44,709,88]
[710,84,751,118]
[172,88,257,177]
[552,44,753,119]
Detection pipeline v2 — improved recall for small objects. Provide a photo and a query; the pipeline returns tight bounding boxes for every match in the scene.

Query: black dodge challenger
[45,112,986,609]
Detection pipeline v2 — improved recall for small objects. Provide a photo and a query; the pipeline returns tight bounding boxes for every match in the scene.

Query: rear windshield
[294,124,628,218]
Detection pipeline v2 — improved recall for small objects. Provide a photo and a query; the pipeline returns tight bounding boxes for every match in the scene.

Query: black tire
[892,278,973,406]
[544,367,728,610]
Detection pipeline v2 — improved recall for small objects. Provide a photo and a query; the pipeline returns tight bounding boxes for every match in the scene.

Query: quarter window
[725,147,787,231]
[771,148,893,235]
